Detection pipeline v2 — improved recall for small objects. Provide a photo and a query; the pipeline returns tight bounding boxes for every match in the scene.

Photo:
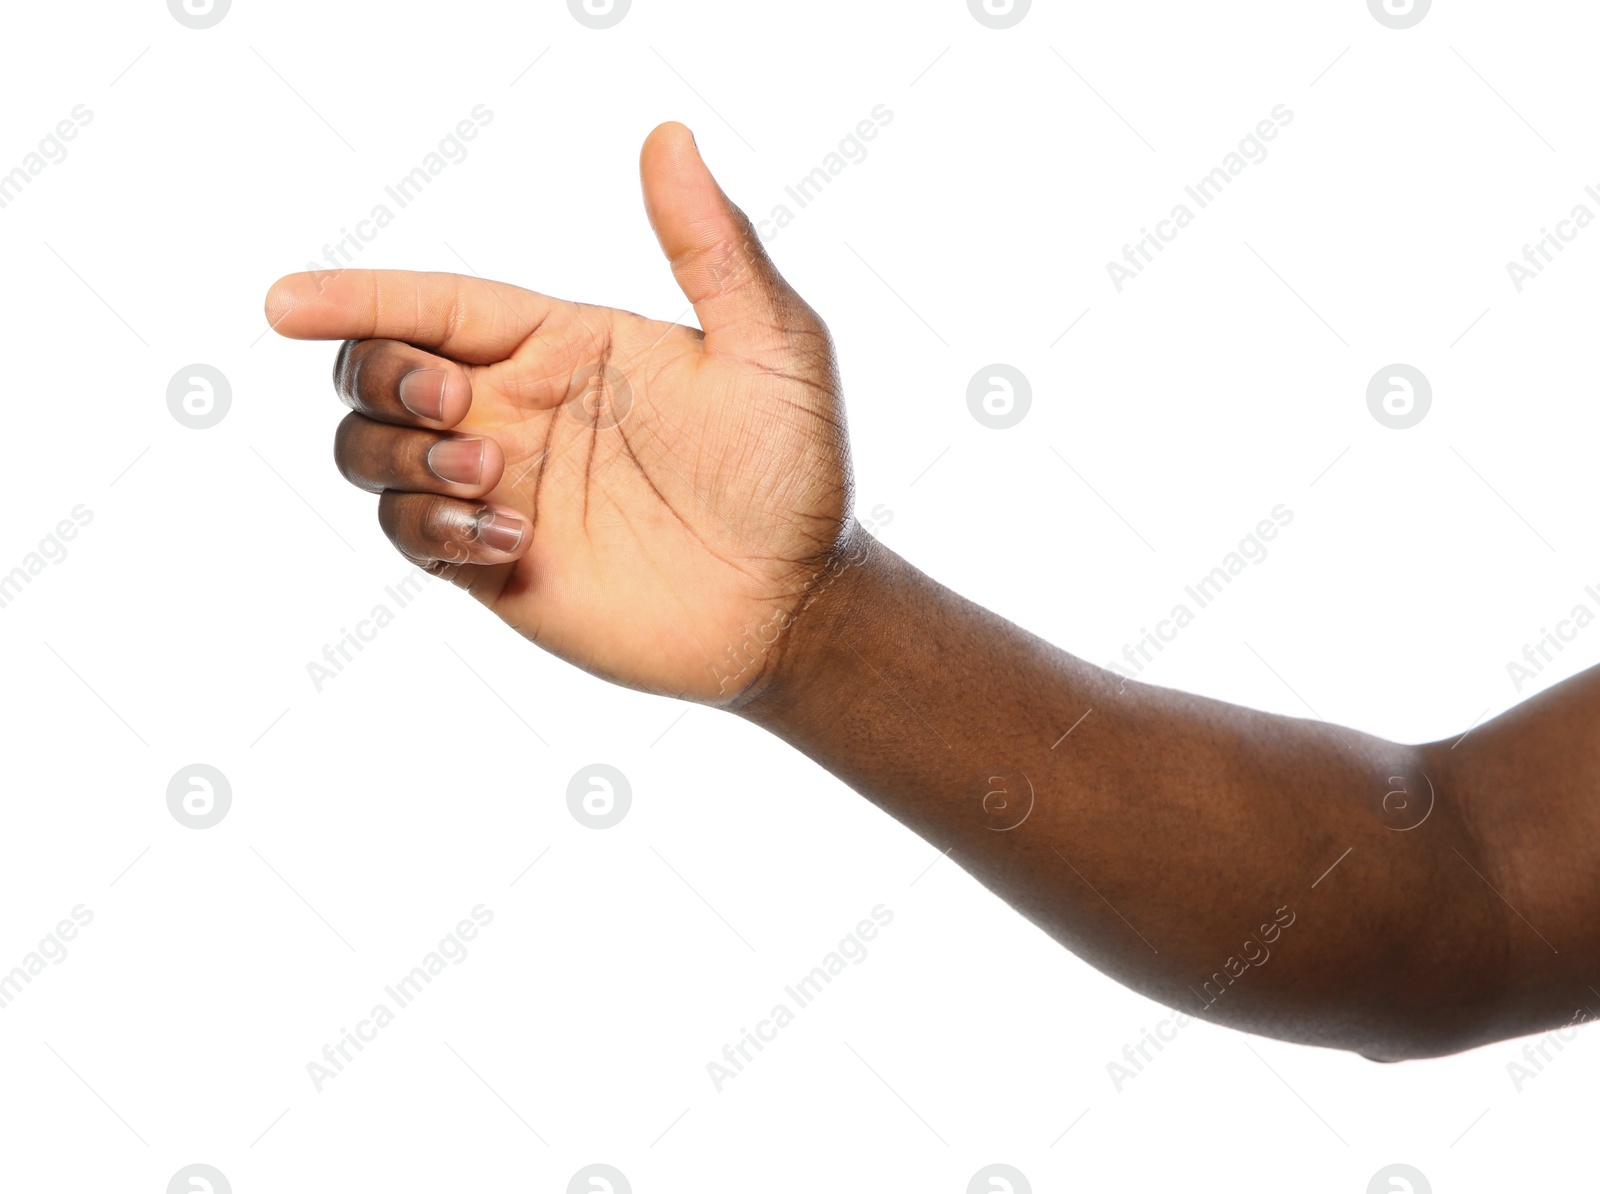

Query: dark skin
[266,121,1600,1063]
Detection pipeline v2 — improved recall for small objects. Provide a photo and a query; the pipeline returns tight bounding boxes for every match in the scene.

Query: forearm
[738,526,1522,1059]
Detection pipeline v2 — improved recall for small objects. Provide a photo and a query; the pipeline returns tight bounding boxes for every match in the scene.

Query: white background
[2,1,1596,1191]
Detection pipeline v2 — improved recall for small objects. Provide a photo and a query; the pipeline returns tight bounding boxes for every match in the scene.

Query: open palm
[265,123,853,703]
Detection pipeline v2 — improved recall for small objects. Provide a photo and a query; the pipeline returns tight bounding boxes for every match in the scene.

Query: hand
[264,123,853,704]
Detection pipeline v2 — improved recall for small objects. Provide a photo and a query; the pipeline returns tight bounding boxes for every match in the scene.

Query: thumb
[640,121,814,357]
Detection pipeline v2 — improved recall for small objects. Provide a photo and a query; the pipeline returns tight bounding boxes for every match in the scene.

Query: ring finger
[333,411,506,499]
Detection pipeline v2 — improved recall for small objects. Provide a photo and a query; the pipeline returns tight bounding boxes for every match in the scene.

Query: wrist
[725,518,888,721]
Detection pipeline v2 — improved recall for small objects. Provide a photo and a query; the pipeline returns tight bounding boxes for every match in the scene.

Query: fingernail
[427,439,484,486]
[475,511,524,553]
[399,369,447,421]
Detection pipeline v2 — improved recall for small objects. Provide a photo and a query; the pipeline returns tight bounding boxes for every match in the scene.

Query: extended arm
[738,530,1600,1061]
[265,122,1598,1063]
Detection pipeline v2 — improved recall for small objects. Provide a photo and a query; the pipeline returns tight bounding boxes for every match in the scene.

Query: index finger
[263,269,557,364]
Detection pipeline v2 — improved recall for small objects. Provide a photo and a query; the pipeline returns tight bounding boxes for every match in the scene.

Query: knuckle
[332,414,382,492]
[333,339,361,404]
[375,490,405,542]
[383,426,418,483]
[417,493,473,546]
